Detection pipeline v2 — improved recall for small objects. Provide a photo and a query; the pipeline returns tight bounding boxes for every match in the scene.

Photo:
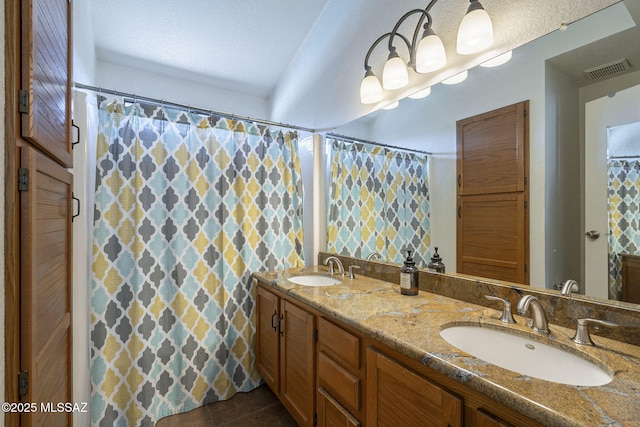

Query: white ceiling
[89,0,624,129]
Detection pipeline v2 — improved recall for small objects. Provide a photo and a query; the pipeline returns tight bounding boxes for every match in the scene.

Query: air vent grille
[584,58,631,80]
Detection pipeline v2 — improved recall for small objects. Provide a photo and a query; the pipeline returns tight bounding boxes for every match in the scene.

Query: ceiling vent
[584,58,631,80]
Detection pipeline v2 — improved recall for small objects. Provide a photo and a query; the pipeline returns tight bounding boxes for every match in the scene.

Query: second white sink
[440,325,612,386]
[287,275,341,287]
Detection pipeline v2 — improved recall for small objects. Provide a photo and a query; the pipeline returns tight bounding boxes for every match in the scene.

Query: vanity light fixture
[408,86,431,99]
[359,0,494,104]
[480,50,512,67]
[442,70,468,84]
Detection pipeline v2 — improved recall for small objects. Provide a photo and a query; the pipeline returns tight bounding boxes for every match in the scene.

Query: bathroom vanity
[253,265,640,427]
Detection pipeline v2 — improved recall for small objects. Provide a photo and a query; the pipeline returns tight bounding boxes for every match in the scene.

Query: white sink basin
[287,275,341,287]
[440,325,612,386]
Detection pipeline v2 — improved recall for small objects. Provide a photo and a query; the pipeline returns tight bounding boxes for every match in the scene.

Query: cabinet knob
[271,311,277,331]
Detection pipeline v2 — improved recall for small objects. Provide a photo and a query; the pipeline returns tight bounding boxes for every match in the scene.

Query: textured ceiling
[89,0,625,128]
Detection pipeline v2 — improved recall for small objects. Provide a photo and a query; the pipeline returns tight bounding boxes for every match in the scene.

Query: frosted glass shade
[415,31,446,73]
[360,70,383,104]
[408,87,431,99]
[480,50,512,67]
[442,70,468,85]
[382,52,409,90]
[457,6,493,54]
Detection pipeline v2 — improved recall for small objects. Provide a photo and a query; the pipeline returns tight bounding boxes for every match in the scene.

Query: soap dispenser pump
[400,250,419,296]
[427,247,445,273]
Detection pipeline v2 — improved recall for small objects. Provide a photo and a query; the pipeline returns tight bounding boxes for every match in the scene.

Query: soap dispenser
[400,250,419,296]
[427,247,445,273]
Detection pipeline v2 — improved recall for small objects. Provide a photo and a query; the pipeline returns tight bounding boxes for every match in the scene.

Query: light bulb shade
[360,70,383,104]
[408,87,431,99]
[457,1,493,55]
[415,29,446,73]
[382,51,409,90]
[442,70,468,85]
[480,50,512,67]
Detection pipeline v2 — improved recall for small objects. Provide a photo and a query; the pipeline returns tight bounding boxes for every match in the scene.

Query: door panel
[256,285,280,391]
[20,146,73,427]
[21,0,72,167]
[457,194,527,284]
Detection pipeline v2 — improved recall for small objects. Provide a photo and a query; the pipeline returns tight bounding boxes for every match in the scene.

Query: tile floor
[155,384,298,426]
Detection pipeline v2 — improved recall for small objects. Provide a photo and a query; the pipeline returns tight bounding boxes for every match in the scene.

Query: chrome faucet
[323,256,345,275]
[363,252,381,275]
[560,279,579,296]
[517,295,550,334]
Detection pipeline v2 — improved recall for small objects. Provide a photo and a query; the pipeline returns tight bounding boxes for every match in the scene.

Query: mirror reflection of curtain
[326,139,430,266]
[90,101,304,426]
[607,158,640,300]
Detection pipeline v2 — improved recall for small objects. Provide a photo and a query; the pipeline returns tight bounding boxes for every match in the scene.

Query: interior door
[20,146,73,427]
[584,86,640,299]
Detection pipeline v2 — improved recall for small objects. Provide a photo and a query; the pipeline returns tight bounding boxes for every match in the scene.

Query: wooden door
[256,285,280,391]
[280,299,315,426]
[457,101,529,284]
[20,146,73,427]
[21,0,73,167]
[457,194,527,284]
[365,348,462,427]
[473,408,515,427]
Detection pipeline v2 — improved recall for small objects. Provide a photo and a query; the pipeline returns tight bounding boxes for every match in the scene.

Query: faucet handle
[485,295,516,324]
[324,259,335,274]
[572,318,619,346]
[348,265,360,279]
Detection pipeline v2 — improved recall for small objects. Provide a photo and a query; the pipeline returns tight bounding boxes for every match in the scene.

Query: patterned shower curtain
[326,138,430,266]
[607,159,640,300]
[90,101,304,426]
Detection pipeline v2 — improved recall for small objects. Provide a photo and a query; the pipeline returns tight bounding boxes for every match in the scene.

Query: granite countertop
[253,266,640,427]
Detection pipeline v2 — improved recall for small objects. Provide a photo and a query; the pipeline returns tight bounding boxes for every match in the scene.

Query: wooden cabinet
[620,254,640,303]
[457,101,529,284]
[317,317,364,425]
[366,347,463,426]
[472,408,515,427]
[5,0,73,426]
[256,284,315,426]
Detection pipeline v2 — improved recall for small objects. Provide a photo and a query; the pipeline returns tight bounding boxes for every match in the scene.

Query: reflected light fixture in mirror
[382,101,400,110]
[442,70,468,84]
[409,87,432,99]
[360,0,493,104]
[480,50,513,67]
[457,0,494,54]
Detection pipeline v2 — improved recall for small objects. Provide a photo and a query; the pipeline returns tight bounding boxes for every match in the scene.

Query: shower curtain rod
[326,132,432,156]
[73,82,317,133]
[608,155,640,160]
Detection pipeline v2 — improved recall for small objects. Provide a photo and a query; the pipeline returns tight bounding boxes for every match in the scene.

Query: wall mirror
[328,1,640,307]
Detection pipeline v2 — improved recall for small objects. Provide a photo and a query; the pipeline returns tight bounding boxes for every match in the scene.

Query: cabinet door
[366,348,462,427]
[256,285,280,392]
[20,146,73,427]
[280,299,315,426]
[457,193,527,284]
[456,102,527,196]
[317,387,360,427]
[21,0,73,167]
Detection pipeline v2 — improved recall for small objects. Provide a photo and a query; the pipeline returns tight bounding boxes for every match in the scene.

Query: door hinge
[18,168,29,191]
[313,412,318,426]
[314,329,318,342]
[18,89,29,114]
[524,200,528,209]
[18,370,29,397]
[524,176,528,185]
[524,264,528,273]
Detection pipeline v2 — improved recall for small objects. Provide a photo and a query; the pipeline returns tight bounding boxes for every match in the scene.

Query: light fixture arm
[363,32,392,71]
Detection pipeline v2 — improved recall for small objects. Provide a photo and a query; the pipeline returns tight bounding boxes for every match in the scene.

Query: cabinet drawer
[317,387,360,427]
[318,352,360,414]
[318,317,360,372]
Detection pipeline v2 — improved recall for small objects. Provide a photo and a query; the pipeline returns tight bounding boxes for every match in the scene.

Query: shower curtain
[607,158,640,299]
[326,138,431,266]
[90,101,304,426]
